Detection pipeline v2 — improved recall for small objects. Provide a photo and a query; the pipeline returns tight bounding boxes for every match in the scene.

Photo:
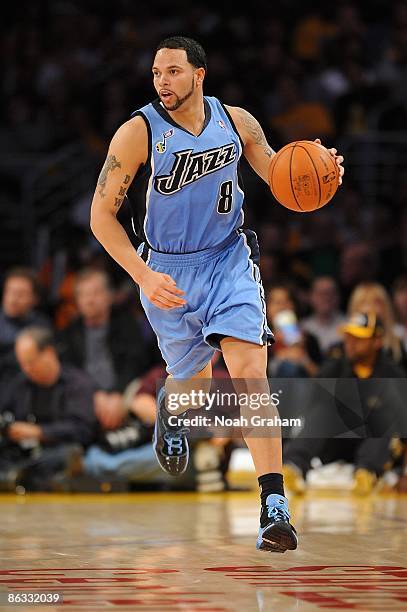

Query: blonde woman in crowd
[347,282,406,372]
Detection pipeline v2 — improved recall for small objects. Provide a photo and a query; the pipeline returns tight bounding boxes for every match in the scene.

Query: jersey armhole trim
[127,111,153,245]
[130,111,152,177]
[220,103,245,150]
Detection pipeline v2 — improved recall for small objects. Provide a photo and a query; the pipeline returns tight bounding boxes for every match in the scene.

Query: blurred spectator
[375,0,407,106]
[83,376,161,489]
[267,285,322,377]
[83,353,233,492]
[392,274,407,350]
[0,327,97,492]
[283,311,406,496]
[268,75,335,143]
[42,227,103,330]
[58,268,157,432]
[0,268,50,387]
[346,281,407,370]
[291,9,337,64]
[301,276,346,354]
[333,61,385,135]
[339,241,380,302]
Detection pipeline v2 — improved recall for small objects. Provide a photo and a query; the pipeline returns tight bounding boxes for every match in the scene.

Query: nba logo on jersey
[218,120,226,129]
[156,128,174,153]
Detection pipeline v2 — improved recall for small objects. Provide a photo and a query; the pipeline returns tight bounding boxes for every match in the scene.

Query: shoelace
[163,428,189,456]
[267,503,290,522]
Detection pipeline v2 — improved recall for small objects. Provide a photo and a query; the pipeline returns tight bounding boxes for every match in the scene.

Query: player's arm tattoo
[114,174,131,210]
[237,108,274,158]
[97,155,122,198]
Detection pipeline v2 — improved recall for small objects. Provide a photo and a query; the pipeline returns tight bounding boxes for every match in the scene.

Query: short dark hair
[4,267,41,299]
[156,36,207,71]
[74,267,113,293]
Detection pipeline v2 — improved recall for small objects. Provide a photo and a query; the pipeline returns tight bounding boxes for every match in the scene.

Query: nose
[158,73,170,88]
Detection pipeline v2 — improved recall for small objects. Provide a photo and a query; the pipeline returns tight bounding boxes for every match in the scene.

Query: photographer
[58,268,158,432]
[0,327,97,491]
[83,355,233,492]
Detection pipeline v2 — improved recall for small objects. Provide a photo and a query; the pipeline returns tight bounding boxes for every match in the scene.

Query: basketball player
[90,36,344,553]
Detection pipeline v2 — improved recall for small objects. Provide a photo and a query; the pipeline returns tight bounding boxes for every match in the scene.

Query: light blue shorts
[138,230,273,379]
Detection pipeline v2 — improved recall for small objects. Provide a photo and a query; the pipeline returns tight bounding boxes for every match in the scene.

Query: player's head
[153,36,207,111]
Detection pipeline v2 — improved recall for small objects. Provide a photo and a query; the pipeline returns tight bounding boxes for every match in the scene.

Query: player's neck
[167,95,205,136]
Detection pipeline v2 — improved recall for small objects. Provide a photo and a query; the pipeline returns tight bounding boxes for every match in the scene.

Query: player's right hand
[139,268,186,309]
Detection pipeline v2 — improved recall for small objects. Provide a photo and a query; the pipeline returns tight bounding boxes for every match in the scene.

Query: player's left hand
[314,138,344,186]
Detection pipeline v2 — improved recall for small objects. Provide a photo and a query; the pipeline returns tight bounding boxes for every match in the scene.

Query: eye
[170,69,178,75]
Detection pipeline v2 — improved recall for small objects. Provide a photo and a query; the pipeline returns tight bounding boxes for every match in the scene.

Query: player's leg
[154,360,212,475]
[220,336,298,553]
[138,259,215,476]
[164,360,213,414]
[220,338,281,473]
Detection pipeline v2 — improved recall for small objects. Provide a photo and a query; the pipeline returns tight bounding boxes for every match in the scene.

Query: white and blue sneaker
[256,494,298,553]
[153,387,189,476]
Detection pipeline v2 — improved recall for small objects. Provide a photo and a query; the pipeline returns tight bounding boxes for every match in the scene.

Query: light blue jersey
[129,95,273,378]
[130,96,244,252]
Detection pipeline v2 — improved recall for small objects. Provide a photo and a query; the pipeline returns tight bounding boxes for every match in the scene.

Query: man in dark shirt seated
[83,353,233,492]
[58,267,159,431]
[283,312,406,495]
[0,268,50,386]
[0,326,98,492]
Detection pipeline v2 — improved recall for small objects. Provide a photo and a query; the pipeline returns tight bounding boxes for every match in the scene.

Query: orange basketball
[268,140,340,212]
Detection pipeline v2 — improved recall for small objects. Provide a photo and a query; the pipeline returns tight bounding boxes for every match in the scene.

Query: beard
[162,78,195,111]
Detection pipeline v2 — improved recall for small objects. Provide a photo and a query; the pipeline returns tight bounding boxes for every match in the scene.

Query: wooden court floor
[0,488,406,611]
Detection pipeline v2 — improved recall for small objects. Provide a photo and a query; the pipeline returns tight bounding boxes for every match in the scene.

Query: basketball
[268,140,340,212]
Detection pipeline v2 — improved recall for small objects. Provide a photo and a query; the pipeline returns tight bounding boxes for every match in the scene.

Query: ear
[195,67,205,86]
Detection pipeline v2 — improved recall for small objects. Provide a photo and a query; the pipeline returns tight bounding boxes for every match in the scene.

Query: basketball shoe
[153,386,189,476]
[256,494,298,553]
